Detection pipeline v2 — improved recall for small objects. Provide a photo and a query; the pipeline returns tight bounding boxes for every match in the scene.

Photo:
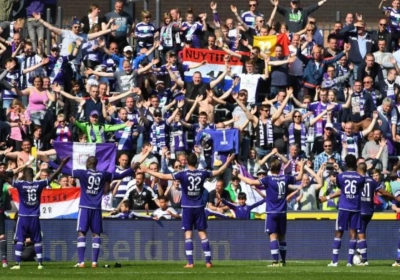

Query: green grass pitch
[2,261,400,280]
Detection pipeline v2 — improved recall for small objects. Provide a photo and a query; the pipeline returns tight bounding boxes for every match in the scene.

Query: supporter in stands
[119,172,159,211]
[207,179,232,214]
[103,0,134,53]
[153,196,180,219]
[4,0,400,220]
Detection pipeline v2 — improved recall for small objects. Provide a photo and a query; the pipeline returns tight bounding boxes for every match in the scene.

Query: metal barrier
[45,6,63,54]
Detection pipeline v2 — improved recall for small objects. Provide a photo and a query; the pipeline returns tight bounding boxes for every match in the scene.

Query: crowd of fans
[2,0,400,219]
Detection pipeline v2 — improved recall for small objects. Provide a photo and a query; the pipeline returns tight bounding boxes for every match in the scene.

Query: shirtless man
[1,140,34,167]
[185,78,240,123]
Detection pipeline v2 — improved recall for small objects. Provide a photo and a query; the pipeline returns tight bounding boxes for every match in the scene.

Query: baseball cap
[71,17,80,26]
[155,80,164,86]
[325,123,334,129]
[90,110,99,117]
[51,44,60,51]
[123,46,133,53]
[167,50,177,57]
[256,168,267,175]
[153,108,162,116]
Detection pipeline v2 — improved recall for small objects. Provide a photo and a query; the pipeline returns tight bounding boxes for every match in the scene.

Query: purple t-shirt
[173,170,212,208]
[361,177,382,215]
[259,175,295,213]
[47,56,69,85]
[72,169,113,209]
[337,171,365,211]
[12,178,49,216]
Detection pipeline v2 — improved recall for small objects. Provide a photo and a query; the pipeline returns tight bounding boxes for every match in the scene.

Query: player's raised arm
[212,154,235,177]
[378,188,400,202]
[141,165,174,180]
[11,155,36,174]
[234,165,261,186]
[295,159,307,181]
[47,158,73,176]
[48,157,70,184]
[320,190,341,202]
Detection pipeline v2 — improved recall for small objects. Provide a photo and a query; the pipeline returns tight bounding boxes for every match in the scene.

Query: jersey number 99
[88,176,101,190]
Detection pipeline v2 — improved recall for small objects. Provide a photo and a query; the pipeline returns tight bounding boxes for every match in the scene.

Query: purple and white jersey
[73,169,113,209]
[259,175,295,213]
[110,117,135,151]
[361,177,382,215]
[308,101,340,136]
[337,171,365,212]
[173,170,212,208]
[12,178,49,216]
[47,56,69,85]
[240,11,264,28]
[181,21,203,48]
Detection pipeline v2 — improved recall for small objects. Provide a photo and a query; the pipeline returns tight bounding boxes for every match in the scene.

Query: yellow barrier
[7,211,398,220]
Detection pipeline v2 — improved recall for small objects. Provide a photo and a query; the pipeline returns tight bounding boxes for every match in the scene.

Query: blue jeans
[255,147,270,159]
[240,136,251,163]
[136,133,144,154]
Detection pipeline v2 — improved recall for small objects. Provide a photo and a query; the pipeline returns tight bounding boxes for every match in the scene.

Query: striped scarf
[287,155,298,175]
[315,102,324,136]
[384,79,395,100]
[160,23,173,47]
[340,132,359,157]
[150,121,167,153]
[21,55,41,88]
[288,123,307,152]
[55,125,71,142]
[114,166,133,198]
[258,118,273,147]
[169,122,187,154]
[89,124,105,143]
[352,92,365,117]
[336,64,349,77]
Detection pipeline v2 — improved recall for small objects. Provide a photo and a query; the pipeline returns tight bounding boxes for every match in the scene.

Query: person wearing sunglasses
[371,18,394,52]
[313,139,341,172]
[240,0,264,28]
[134,11,157,60]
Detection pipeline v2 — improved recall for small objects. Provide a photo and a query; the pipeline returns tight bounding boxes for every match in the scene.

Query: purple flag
[53,142,117,173]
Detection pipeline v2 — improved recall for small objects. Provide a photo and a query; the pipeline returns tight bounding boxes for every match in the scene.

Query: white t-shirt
[288,44,304,76]
[153,207,178,219]
[60,30,88,64]
[239,73,262,104]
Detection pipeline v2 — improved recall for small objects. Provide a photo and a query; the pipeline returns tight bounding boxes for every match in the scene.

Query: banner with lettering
[253,34,290,56]
[182,48,243,91]
[10,188,81,219]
